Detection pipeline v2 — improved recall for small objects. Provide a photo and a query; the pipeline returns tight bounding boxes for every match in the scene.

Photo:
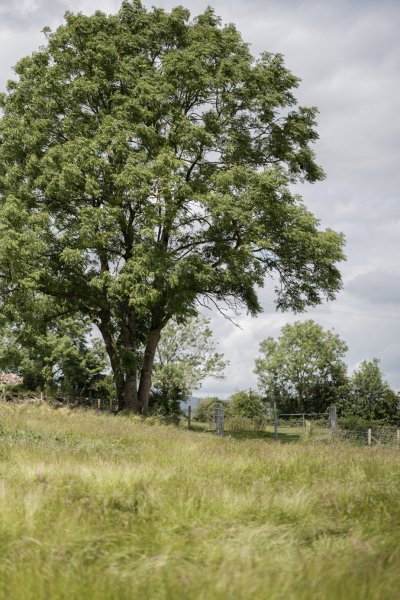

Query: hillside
[0,403,398,599]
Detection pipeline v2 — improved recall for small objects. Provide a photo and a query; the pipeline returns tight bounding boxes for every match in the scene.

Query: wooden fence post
[97,398,101,414]
[329,405,337,432]
[305,419,311,438]
[367,428,372,446]
[110,397,113,414]
[273,401,278,443]
[397,429,399,446]
[214,403,224,437]
[188,406,192,430]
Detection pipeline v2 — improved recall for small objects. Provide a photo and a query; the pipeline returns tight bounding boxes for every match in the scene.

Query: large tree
[255,320,348,412]
[0,2,344,413]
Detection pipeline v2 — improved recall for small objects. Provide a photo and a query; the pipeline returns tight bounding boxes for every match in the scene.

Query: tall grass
[0,402,398,599]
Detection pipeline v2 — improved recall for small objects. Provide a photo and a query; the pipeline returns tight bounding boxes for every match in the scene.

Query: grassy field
[0,403,399,600]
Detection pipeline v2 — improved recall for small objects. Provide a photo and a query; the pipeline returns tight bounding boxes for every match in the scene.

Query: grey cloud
[346,270,400,305]
[0,0,69,31]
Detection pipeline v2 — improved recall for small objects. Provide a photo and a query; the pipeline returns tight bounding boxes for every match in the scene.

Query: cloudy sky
[0,0,399,396]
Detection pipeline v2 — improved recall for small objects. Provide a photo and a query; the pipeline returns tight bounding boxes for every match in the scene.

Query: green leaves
[255,320,348,412]
[0,316,109,395]
[0,2,345,408]
[227,390,265,420]
[339,359,399,424]
[151,314,227,417]
[155,314,227,391]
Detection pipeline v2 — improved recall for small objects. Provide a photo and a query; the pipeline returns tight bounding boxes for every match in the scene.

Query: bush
[195,397,225,423]
[339,415,396,430]
[227,390,265,420]
[150,364,189,421]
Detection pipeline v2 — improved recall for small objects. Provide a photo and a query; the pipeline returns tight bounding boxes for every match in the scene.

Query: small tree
[339,359,399,424]
[150,364,189,420]
[255,320,348,413]
[151,314,227,417]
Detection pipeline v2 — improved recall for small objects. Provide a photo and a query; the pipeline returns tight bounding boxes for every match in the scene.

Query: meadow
[0,402,399,600]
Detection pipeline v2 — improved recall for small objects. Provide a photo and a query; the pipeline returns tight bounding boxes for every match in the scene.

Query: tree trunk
[115,377,125,408]
[98,319,123,394]
[98,320,130,411]
[138,328,162,415]
[98,310,140,413]
[120,370,139,412]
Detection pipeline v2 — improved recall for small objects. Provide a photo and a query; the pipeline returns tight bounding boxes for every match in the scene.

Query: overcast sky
[0,0,399,396]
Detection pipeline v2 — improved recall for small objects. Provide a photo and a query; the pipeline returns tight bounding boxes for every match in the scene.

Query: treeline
[199,321,399,426]
[0,316,398,425]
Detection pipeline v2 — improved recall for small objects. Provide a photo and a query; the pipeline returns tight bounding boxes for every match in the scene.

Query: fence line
[93,400,399,447]
[334,427,400,447]
[211,404,400,447]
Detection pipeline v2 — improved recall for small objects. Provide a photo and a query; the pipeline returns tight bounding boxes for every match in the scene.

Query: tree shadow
[186,423,301,443]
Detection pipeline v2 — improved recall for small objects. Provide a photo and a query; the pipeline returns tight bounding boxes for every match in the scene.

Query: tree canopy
[255,320,348,412]
[0,1,345,413]
[0,317,109,396]
[339,359,399,424]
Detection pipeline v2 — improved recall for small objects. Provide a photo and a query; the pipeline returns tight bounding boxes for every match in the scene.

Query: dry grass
[0,402,399,599]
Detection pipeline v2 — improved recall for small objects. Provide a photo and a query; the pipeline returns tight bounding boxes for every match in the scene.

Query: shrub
[195,397,225,423]
[227,390,265,420]
[339,415,396,430]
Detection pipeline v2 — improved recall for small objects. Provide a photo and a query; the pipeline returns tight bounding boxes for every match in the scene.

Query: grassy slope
[0,403,399,600]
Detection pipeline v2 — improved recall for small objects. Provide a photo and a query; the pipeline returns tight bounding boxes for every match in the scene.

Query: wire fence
[209,405,400,447]
[58,399,400,447]
[276,413,330,429]
[333,427,400,447]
